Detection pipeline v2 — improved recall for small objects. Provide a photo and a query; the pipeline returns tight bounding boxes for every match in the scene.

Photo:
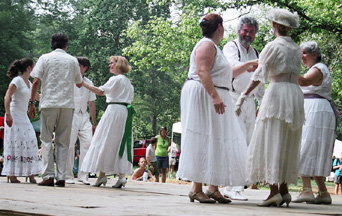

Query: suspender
[232,40,259,61]
[231,41,259,92]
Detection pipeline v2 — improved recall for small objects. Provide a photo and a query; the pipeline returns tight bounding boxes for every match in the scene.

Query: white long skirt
[176,81,247,186]
[1,107,42,176]
[246,118,302,185]
[298,98,336,177]
[80,104,132,175]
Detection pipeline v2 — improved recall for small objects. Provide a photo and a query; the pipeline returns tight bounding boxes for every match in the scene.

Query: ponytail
[7,58,34,79]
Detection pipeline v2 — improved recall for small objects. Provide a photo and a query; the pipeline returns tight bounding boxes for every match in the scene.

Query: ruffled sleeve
[252,42,277,84]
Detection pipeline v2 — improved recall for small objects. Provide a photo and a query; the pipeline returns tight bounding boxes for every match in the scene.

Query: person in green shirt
[155,126,170,183]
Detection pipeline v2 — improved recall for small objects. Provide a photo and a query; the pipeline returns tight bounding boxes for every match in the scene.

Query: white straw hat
[267,8,300,28]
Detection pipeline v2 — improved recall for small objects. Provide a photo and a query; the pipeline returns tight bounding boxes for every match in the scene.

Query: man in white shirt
[146,137,159,182]
[222,16,264,201]
[65,57,96,185]
[29,33,83,187]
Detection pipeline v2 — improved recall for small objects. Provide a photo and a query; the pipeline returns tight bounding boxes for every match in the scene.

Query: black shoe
[38,178,54,187]
[55,180,65,187]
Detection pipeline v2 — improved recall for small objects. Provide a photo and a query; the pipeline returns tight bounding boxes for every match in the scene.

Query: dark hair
[150,137,157,144]
[77,57,91,72]
[51,33,68,50]
[7,58,34,79]
[200,14,223,38]
[160,126,167,131]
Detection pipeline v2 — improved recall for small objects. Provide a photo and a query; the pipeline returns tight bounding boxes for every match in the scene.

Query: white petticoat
[81,104,132,175]
[176,81,247,186]
[298,98,336,177]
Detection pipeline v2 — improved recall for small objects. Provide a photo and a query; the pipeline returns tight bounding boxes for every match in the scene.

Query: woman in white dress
[235,9,304,207]
[292,41,335,204]
[2,58,42,183]
[176,14,247,204]
[80,56,134,188]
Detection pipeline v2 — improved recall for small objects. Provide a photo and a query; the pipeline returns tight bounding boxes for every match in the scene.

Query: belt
[303,94,339,118]
[107,102,135,163]
[269,73,298,84]
[186,78,230,91]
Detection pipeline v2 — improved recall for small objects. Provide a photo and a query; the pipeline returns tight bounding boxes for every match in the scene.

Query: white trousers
[40,108,74,181]
[65,111,92,181]
[227,92,257,192]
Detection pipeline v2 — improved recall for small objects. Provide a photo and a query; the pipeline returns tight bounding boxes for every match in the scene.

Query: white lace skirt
[246,118,302,185]
[1,107,42,176]
[298,98,336,177]
[176,81,247,186]
[80,104,133,175]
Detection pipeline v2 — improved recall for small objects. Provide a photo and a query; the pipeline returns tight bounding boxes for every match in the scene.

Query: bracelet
[29,100,36,105]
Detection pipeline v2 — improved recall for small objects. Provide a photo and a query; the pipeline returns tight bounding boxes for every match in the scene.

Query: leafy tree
[0,0,35,114]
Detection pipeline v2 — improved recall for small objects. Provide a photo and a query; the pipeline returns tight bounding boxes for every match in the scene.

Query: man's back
[31,48,82,109]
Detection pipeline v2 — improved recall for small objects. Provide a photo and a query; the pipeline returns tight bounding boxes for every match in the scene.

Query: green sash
[107,102,135,163]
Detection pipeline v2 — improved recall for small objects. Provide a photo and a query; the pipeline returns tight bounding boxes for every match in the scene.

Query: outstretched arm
[82,80,104,96]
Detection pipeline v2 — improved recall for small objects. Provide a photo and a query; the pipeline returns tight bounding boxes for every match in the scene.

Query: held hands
[235,93,247,116]
[247,59,258,72]
[212,96,226,114]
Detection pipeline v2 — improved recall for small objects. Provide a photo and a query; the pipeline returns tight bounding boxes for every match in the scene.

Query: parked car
[133,139,151,164]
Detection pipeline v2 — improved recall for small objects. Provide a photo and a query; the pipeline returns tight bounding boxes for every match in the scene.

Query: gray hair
[300,41,322,62]
[236,16,259,33]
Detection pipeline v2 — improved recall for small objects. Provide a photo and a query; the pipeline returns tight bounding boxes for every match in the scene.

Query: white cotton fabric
[177,38,247,186]
[246,36,304,185]
[81,75,134,175]
[299,63,335,177]
[2,77,42,176]
[223,38,264,102]
[30,48,83,109]
[65,76,96,181]
[301,63,332,100]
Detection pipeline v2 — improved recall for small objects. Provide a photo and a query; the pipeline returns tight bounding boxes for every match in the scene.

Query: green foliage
[0,0,35,115]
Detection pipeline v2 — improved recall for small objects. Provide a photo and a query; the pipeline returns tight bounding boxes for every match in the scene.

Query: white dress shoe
[112,177,127,188]
[223,190,248,201]
[257,193,282,207]
[65,179,75,184]
[79,180,90,185]
[92,177,107,187]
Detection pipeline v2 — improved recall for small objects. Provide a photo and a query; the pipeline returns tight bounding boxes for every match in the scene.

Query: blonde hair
[109,56,131,74]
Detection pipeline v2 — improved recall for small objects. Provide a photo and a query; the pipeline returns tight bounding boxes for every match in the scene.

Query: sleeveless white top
[188,37,232,89]
[301,63,332,100]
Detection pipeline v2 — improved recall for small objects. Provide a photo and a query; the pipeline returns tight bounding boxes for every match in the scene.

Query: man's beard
[239,35,254,47]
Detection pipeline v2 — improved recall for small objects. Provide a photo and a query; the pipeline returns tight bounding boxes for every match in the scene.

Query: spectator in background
[155,126,170,183]
[65,57,96,185]
[132,157,153,181]
[146,137,159,182]
[168,141,179,177]
[333,152,342,195]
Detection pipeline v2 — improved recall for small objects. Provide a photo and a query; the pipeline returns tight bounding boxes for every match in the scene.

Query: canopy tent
[171,122,181,144]
[333,139,342,157]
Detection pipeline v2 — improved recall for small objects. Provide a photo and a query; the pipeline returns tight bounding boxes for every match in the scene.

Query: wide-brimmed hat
[267,8,300,28]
